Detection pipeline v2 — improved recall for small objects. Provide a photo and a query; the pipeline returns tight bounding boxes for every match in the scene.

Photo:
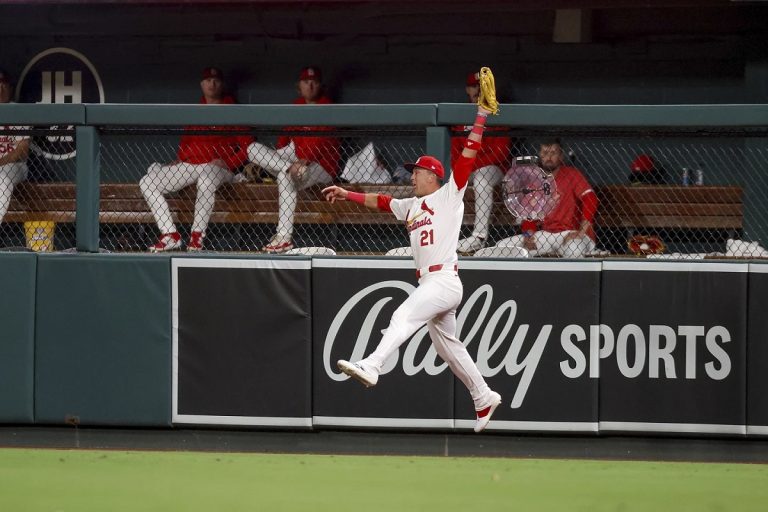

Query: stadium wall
[1,253,767,437]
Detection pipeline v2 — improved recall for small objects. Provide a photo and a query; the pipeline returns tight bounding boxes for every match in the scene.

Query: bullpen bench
[4,182,517,226]
[595,185,743,234]
[5,182,744,253]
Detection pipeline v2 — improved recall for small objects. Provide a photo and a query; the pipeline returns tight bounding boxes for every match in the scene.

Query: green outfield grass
[0,448,766,511]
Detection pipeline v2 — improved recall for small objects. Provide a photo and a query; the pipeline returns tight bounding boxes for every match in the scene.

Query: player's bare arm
[461,66,499,158]
[322,185,383,210]
[461,105,492,160]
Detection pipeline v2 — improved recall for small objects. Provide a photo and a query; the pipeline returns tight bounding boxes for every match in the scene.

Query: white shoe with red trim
[474,391,502,433]
[187,231,204,251]
[337,360,379,388]
[149,232,182,253]
[263,234,294,254]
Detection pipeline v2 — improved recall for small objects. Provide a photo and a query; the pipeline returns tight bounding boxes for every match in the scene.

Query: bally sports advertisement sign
[171,257,763,436]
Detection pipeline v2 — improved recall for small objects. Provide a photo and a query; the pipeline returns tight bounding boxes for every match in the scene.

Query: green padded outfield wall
[34,254,172,426]
[0,253,37,423]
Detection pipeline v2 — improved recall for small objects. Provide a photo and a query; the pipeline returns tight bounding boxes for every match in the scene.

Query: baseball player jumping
[323,68,502,433]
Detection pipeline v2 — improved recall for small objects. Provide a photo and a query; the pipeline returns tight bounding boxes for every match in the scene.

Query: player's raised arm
[322,185,393,212]
[453,67,499,189]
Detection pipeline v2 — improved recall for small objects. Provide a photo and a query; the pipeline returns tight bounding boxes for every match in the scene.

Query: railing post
[426,126,451,178]
[75,126,100,252]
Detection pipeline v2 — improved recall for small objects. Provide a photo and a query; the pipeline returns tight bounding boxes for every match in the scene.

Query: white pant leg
[559,234,595,258]
[495,234,525,247]
[300,162,333,189]
[247,141,294,175]
[274,169,297,237]
[470,165,503,239]
[139,162,198,234]
[0,162,29,222]
[496,231,593,258]
[192,161,232,233]
[365,272,461,371]
[275,161,332,237]
[428,308,492,409]
[532,231,566,256]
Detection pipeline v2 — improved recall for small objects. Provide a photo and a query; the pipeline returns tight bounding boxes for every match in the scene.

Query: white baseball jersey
[388,155,475,271]
[0,124,31,161]
[389,182,463,271]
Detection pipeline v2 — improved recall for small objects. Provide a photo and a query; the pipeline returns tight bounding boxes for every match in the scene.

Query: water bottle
[693,165,704,186]
[681,167,690,186]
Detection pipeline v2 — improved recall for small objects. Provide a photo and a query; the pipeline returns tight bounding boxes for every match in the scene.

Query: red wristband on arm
[464,139,481,151]
[347,191,366,205]
[521,219,538,234]
[471,112,488,136]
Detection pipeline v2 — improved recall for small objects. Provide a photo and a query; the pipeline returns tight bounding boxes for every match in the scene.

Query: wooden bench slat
[606,203,743,217]
[597,185,743,204]
[597,214,743,230]
[8,182,744,234]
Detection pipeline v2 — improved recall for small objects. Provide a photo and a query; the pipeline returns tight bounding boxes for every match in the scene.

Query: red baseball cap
[404,155,445,179]
[299,66,322,81]
[630,154,655,173]
[201,67,224,81]
[466,72,479,86]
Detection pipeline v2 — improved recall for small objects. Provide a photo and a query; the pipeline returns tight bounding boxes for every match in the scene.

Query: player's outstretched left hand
[322,185,349,203]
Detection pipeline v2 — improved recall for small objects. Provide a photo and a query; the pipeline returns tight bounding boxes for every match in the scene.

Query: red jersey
[450,125,510,171]
[176,96,254,171]
[277,96,340,177]
[541,166,596,240]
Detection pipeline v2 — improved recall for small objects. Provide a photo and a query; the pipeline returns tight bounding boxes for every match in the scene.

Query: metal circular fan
[502,163,559,221]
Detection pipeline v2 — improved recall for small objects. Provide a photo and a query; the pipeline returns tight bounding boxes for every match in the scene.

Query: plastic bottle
[693,165,704,186]
[681,167,690,186]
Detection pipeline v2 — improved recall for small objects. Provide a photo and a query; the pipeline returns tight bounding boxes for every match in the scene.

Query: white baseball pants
[0,162,29,223]
[469,165,504,239]
[497,230,595,258]
[363,271,495,410]
[247,141,332,237]
[139,160,232,235]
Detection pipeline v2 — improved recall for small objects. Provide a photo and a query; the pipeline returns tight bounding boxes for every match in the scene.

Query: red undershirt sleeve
[451,154,475,190]
[377,194,393,212]
[581,190,598,223]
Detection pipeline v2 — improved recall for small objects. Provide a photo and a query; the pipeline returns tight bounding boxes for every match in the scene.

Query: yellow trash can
[24,220,56,252]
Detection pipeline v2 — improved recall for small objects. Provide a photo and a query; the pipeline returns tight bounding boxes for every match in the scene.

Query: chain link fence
[97,126,424,253]
[500,129,767,259]
[2,123,767,259]
[0,126,77,251]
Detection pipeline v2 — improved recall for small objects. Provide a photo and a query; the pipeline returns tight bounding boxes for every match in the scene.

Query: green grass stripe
[0,448,766,511]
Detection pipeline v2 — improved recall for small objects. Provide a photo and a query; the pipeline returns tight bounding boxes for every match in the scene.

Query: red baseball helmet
[404,156,445,179]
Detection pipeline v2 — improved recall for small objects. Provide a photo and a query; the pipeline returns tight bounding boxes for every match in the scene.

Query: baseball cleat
[263,235,294,254]
[187,231,204,251]
[337,360,378,388]
[474,391,502,433]
[457,235,487,254]
[149,232,182,253]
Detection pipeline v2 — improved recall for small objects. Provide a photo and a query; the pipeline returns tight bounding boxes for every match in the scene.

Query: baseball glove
[628,235,666,256]
[477,66,500,115]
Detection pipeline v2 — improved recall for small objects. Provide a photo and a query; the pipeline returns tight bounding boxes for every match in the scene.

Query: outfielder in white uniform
[0,71,31,227]
[322,105,502,433]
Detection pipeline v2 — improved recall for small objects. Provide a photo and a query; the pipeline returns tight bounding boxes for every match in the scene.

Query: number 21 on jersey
[419,229,434,246]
